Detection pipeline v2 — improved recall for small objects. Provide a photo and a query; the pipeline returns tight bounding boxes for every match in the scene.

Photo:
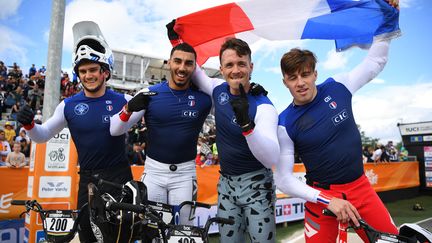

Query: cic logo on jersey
[182,110,198,118]
[332,109,349,126]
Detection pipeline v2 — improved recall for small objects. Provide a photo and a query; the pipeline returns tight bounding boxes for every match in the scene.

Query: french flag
[167,0,400,65]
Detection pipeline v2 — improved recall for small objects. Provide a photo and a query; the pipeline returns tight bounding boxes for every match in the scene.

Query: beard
[82,79,105,94]
[172,79,190,88]
[170,69,191,89]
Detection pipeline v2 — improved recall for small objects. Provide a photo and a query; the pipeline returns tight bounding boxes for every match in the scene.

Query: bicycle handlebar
[178,200,211,209]
[323,209,370,229]
[207,217,235,225]
[12,199,43,212]
[97,178,123,190]
[11,200,27,205]
[204,217,234,232]
[107,201,163,224]
[108,201,145,213]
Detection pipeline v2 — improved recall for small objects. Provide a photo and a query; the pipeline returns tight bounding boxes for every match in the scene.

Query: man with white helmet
[17,21,133,242]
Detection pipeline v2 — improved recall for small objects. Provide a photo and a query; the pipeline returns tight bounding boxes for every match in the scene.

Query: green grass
[275,221,304,242]
[385,195,432,226]
[208,195,432,242]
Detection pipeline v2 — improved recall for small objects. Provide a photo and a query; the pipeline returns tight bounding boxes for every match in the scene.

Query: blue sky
[1,0,431,143]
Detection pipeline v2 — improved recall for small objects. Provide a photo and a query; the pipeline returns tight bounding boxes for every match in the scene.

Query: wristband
[317,191,333,206]
[241,121,255,133]
[119,105,132,122]
[242,128,254,136]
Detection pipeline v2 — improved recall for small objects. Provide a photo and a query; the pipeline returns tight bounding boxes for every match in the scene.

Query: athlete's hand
[327,198,361,227]
[386,0,399,10]
[230,84,255,133]
[249,82,268,96]
[17,105,35,126]
[127,91,158,112]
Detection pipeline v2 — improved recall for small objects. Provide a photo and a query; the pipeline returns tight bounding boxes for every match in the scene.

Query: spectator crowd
[0,60,80,168]
[0,60,220,168]
[362,140,410,164]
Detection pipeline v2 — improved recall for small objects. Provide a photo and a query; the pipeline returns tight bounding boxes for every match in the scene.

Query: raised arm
[25,102,68,143]
[192,65,224,95]
[245,103,280,168]
[333,38,391,94]
[110,93,145,136]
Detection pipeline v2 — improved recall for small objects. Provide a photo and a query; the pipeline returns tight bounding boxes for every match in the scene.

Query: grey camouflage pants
[217,168,276,243]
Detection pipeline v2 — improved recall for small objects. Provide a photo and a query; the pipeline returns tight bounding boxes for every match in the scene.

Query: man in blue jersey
[17,21,133,242]
[110,43,212,225]
[274,1,400,241]
[192,38,279,243]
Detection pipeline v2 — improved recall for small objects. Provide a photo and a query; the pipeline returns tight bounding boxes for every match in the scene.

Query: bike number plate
[167,226,204,243]
[44,210,76,234]
[147,201,173,224]
[376,233,406,243]
[167,236,204,243]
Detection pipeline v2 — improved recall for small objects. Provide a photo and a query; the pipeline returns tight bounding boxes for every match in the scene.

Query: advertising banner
[424,146,432,187]
[398,122,432,136]
[1,160,420,238]
[0,219,25,243]
[23,128,78,243]
[2,162,420,221]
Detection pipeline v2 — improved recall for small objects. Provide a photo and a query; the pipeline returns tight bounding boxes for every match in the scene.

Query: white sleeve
[245,103,279,168]
[333,38,390,94]
[110,93,145,136]
[192,65,224,95]
[26,102,67,143]
[371,149,382,161]
[274,125,321,203]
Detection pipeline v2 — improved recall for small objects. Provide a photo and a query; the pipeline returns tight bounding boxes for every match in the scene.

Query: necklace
[168,84,189,102]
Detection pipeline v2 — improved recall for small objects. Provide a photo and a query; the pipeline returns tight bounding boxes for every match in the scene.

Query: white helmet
[72,21,114,80]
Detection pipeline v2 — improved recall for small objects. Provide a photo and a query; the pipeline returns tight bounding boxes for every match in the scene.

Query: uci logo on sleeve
[331,109,349,126]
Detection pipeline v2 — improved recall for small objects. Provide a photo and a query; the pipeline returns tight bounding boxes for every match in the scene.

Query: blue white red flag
[167,0,400,65]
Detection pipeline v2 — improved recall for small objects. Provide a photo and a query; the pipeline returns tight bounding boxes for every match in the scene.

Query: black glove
[249,82,268,96]
[127,91,157,112]
[17,105,35,126]
[230,83,255,133]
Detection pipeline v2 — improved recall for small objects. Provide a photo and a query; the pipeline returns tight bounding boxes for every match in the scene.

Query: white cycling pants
[141,156,197,225]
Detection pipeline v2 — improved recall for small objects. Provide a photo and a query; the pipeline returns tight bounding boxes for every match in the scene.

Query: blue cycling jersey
[63,89,128,169]
[145,82,212,163]
[279,78,363,184]
[213,82,274,175]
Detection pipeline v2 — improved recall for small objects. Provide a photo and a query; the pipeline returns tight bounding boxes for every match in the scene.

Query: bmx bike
[11,199,84,243]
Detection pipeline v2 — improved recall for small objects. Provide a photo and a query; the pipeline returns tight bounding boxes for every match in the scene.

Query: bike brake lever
[352,223,361,230]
